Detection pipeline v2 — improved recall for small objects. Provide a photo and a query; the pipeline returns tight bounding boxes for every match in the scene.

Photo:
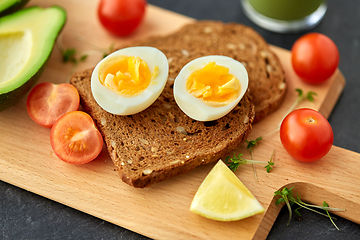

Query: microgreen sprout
[57,37,115,83]
[265,150,275,173]
[258,88,318,140]
[278,88,317,128]
[285,88,317,115]
[57,33,88,65]
[59,47,88,83]
[274,187,345,229]
[56,33,90,82]
[224,151,274,173]
[61,48,88,65]
[246,137,263,152]
[323,201,340,230]
[61,48,76,63]
[245,137,263,181]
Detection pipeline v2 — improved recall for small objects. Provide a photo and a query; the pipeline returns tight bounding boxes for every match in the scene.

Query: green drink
[241,0,327,33]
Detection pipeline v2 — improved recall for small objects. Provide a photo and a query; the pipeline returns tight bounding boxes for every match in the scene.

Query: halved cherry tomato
[50,111,103,164]
[27,82,80,128]
[97,0,146,36]
[280,108,333,162]
[291,33,339,84]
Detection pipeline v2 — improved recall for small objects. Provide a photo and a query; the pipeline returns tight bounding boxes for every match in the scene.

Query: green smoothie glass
[241,0,327,33]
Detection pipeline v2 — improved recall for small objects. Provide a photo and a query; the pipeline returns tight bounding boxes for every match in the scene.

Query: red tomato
[291,33,339,84]
[27,82,80,128]
[98,0,146,36]
[280,108,333,162]
[50,111,103,164]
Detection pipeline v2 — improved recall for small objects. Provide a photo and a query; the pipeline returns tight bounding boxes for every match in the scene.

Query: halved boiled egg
[91,46,169,115]
[173,55,248,121]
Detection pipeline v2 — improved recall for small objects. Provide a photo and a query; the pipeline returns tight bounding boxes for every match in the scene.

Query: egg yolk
[99,56,159,97]
[186,62,241,106]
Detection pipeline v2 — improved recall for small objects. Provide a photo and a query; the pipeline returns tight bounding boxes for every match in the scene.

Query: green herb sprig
[265,150,275,173]
[323,201,340,230]
[245,137,262,180]
[260,88,318,139]
[246,136,263,153]
[274,187,345,229]
[61,48,88,65]
[224,152,274,173]
[277,89,317,128]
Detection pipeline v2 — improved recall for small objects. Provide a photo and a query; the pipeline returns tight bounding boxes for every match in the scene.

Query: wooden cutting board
[0,0,358,239]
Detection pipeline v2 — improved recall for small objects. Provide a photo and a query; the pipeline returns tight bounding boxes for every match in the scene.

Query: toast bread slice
[132,21,287,122]
[71,69,254,188]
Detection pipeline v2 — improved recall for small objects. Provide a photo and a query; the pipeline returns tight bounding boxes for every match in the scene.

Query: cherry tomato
[50,111,104,164]
[98,0,146,36]
[27,82,80,128]
[280,108,333,162]
[291,33,339,84]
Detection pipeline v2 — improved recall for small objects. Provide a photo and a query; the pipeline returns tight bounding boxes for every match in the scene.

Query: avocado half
[0,6,66,112]
[0,0,30,17]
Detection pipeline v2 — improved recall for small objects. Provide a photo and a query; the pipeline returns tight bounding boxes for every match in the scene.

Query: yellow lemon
[190,160,264,221]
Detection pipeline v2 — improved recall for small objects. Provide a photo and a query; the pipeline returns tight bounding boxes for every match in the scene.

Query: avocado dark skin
[0,0,30,17]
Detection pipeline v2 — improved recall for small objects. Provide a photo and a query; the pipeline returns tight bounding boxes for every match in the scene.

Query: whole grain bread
[133,21,287,122]
[70,20,286,188]
[71,69,254,188]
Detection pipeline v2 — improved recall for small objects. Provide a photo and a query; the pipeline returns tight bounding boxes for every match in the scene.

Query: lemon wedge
[190,160,264,221]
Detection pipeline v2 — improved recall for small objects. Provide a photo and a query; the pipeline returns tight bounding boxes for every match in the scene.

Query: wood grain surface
[0,0,357,239]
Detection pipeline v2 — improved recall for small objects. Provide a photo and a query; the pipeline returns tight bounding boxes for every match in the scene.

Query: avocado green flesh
[0,0,30,17]
[0,6,66,111]
[0,31,32,84]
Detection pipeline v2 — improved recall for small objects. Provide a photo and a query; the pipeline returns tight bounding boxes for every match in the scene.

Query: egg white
[173,55,248,121]
[91,46,169,115]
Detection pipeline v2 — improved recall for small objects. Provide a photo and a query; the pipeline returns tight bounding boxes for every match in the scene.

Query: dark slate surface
[1,0,360,239]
